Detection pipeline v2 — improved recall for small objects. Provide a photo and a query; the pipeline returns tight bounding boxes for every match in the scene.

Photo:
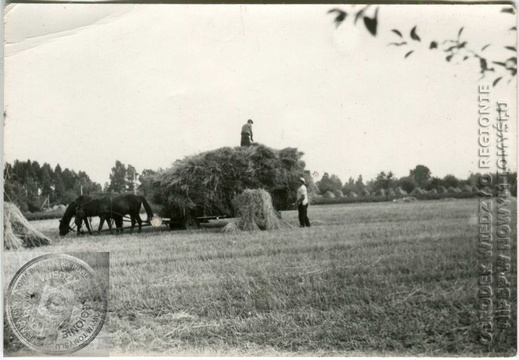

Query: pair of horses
[59,194,154,236]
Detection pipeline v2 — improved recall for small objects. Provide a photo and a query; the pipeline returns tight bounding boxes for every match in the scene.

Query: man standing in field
[240,119,254,147]
[295,177,311,227]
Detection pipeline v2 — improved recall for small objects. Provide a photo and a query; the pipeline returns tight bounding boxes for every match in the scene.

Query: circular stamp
[5,254,107,355]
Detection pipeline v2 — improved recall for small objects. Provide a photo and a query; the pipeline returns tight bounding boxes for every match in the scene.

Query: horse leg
[99,217,105,233]
[77,220,82,236]
[117,217,123,234]
[107,217,113,234]
[130,216,136,233]
[85,218,92,235]
[135,214,143,233]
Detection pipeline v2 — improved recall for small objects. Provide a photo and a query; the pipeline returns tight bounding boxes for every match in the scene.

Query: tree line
[5,159,516,213]
[4,160,102,212]
[3,159,159,213]
[316,164,517,197]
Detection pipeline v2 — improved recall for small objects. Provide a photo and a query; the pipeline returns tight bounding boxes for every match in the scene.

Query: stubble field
[5,199,517,356]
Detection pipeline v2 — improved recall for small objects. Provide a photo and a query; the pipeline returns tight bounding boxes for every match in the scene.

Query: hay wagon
[89,213,229,233]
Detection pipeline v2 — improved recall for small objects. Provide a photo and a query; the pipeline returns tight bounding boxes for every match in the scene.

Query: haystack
[228,189,290,231]
[429,188,438,194]
[447,186,457,193]
[411,187,425,195]
[387,188,396,196]
[347,191,358,198]
[359,189,370,196]
[395,187,407,195]
[333,189,344,198]
[374,189,386,197]
[438,186,448,194]
[323,191,336,199]
[4,202,51,250]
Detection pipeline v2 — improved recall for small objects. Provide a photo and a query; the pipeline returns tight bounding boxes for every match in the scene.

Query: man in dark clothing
[241,119,254,147]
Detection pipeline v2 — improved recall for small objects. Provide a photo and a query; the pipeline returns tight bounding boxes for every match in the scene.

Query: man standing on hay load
[295,177,311,227]
[240,119,254,147]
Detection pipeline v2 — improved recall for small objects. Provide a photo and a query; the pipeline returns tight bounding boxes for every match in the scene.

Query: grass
[4,199,517,356]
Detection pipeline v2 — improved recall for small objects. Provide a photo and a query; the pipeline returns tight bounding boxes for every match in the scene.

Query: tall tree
[126,164,138,192]
[107,160,127,193]
[409,165,431,187]
[373,171,395,192]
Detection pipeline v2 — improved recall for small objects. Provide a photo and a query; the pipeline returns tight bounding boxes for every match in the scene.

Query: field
[4,199,517,356]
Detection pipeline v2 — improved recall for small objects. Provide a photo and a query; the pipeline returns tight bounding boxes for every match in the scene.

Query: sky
[3,4,517,186]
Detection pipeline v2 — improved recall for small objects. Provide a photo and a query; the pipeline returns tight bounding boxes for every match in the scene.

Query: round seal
[5,254,107,355]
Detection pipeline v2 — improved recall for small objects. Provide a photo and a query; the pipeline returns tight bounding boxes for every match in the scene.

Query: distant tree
[409,165,431,187]
[397,176,417,193]
[107,160,127,193]
[442,174,461,189]
[427,176,443,191]
[373,171,395,193]
[138,169,157,196]
[355,175,365,191]
[316,172,343,194]
[342,176,356,194]
[126,164,139,192]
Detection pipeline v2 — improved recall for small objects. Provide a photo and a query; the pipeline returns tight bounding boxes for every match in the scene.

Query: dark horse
[59,194,154,236]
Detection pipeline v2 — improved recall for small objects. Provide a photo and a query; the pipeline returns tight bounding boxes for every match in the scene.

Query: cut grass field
[5,199,517,356]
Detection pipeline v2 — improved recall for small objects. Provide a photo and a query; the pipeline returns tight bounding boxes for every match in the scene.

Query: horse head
[59,218,73,236]
[75,205,86,229]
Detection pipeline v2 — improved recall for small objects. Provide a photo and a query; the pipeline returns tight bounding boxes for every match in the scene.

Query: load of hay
[4,202,51,250]
[223,189,290,232]
[151,145,313,221]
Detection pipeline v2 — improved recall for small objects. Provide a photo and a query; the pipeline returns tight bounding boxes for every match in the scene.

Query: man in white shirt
[296,177,311,227]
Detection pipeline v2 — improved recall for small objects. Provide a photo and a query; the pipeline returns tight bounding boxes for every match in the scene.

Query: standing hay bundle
[228,189,290,231]
[395,187,407,195]
[438,186,448,194]
[374,189,386,197]
[411,187,425,195]
[333,189,344,198]
[323,191,336,199]
[4,202,52,250]
[359,189,370,196]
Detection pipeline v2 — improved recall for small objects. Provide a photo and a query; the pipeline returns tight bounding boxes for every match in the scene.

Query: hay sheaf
[228,189,292,232]
[151,144,310,219]
[4,202,52,250]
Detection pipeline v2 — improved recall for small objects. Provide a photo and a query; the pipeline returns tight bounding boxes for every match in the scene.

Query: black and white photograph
[2,1,517,357]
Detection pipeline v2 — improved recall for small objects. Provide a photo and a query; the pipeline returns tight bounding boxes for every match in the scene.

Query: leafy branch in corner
[328,5,517,86]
